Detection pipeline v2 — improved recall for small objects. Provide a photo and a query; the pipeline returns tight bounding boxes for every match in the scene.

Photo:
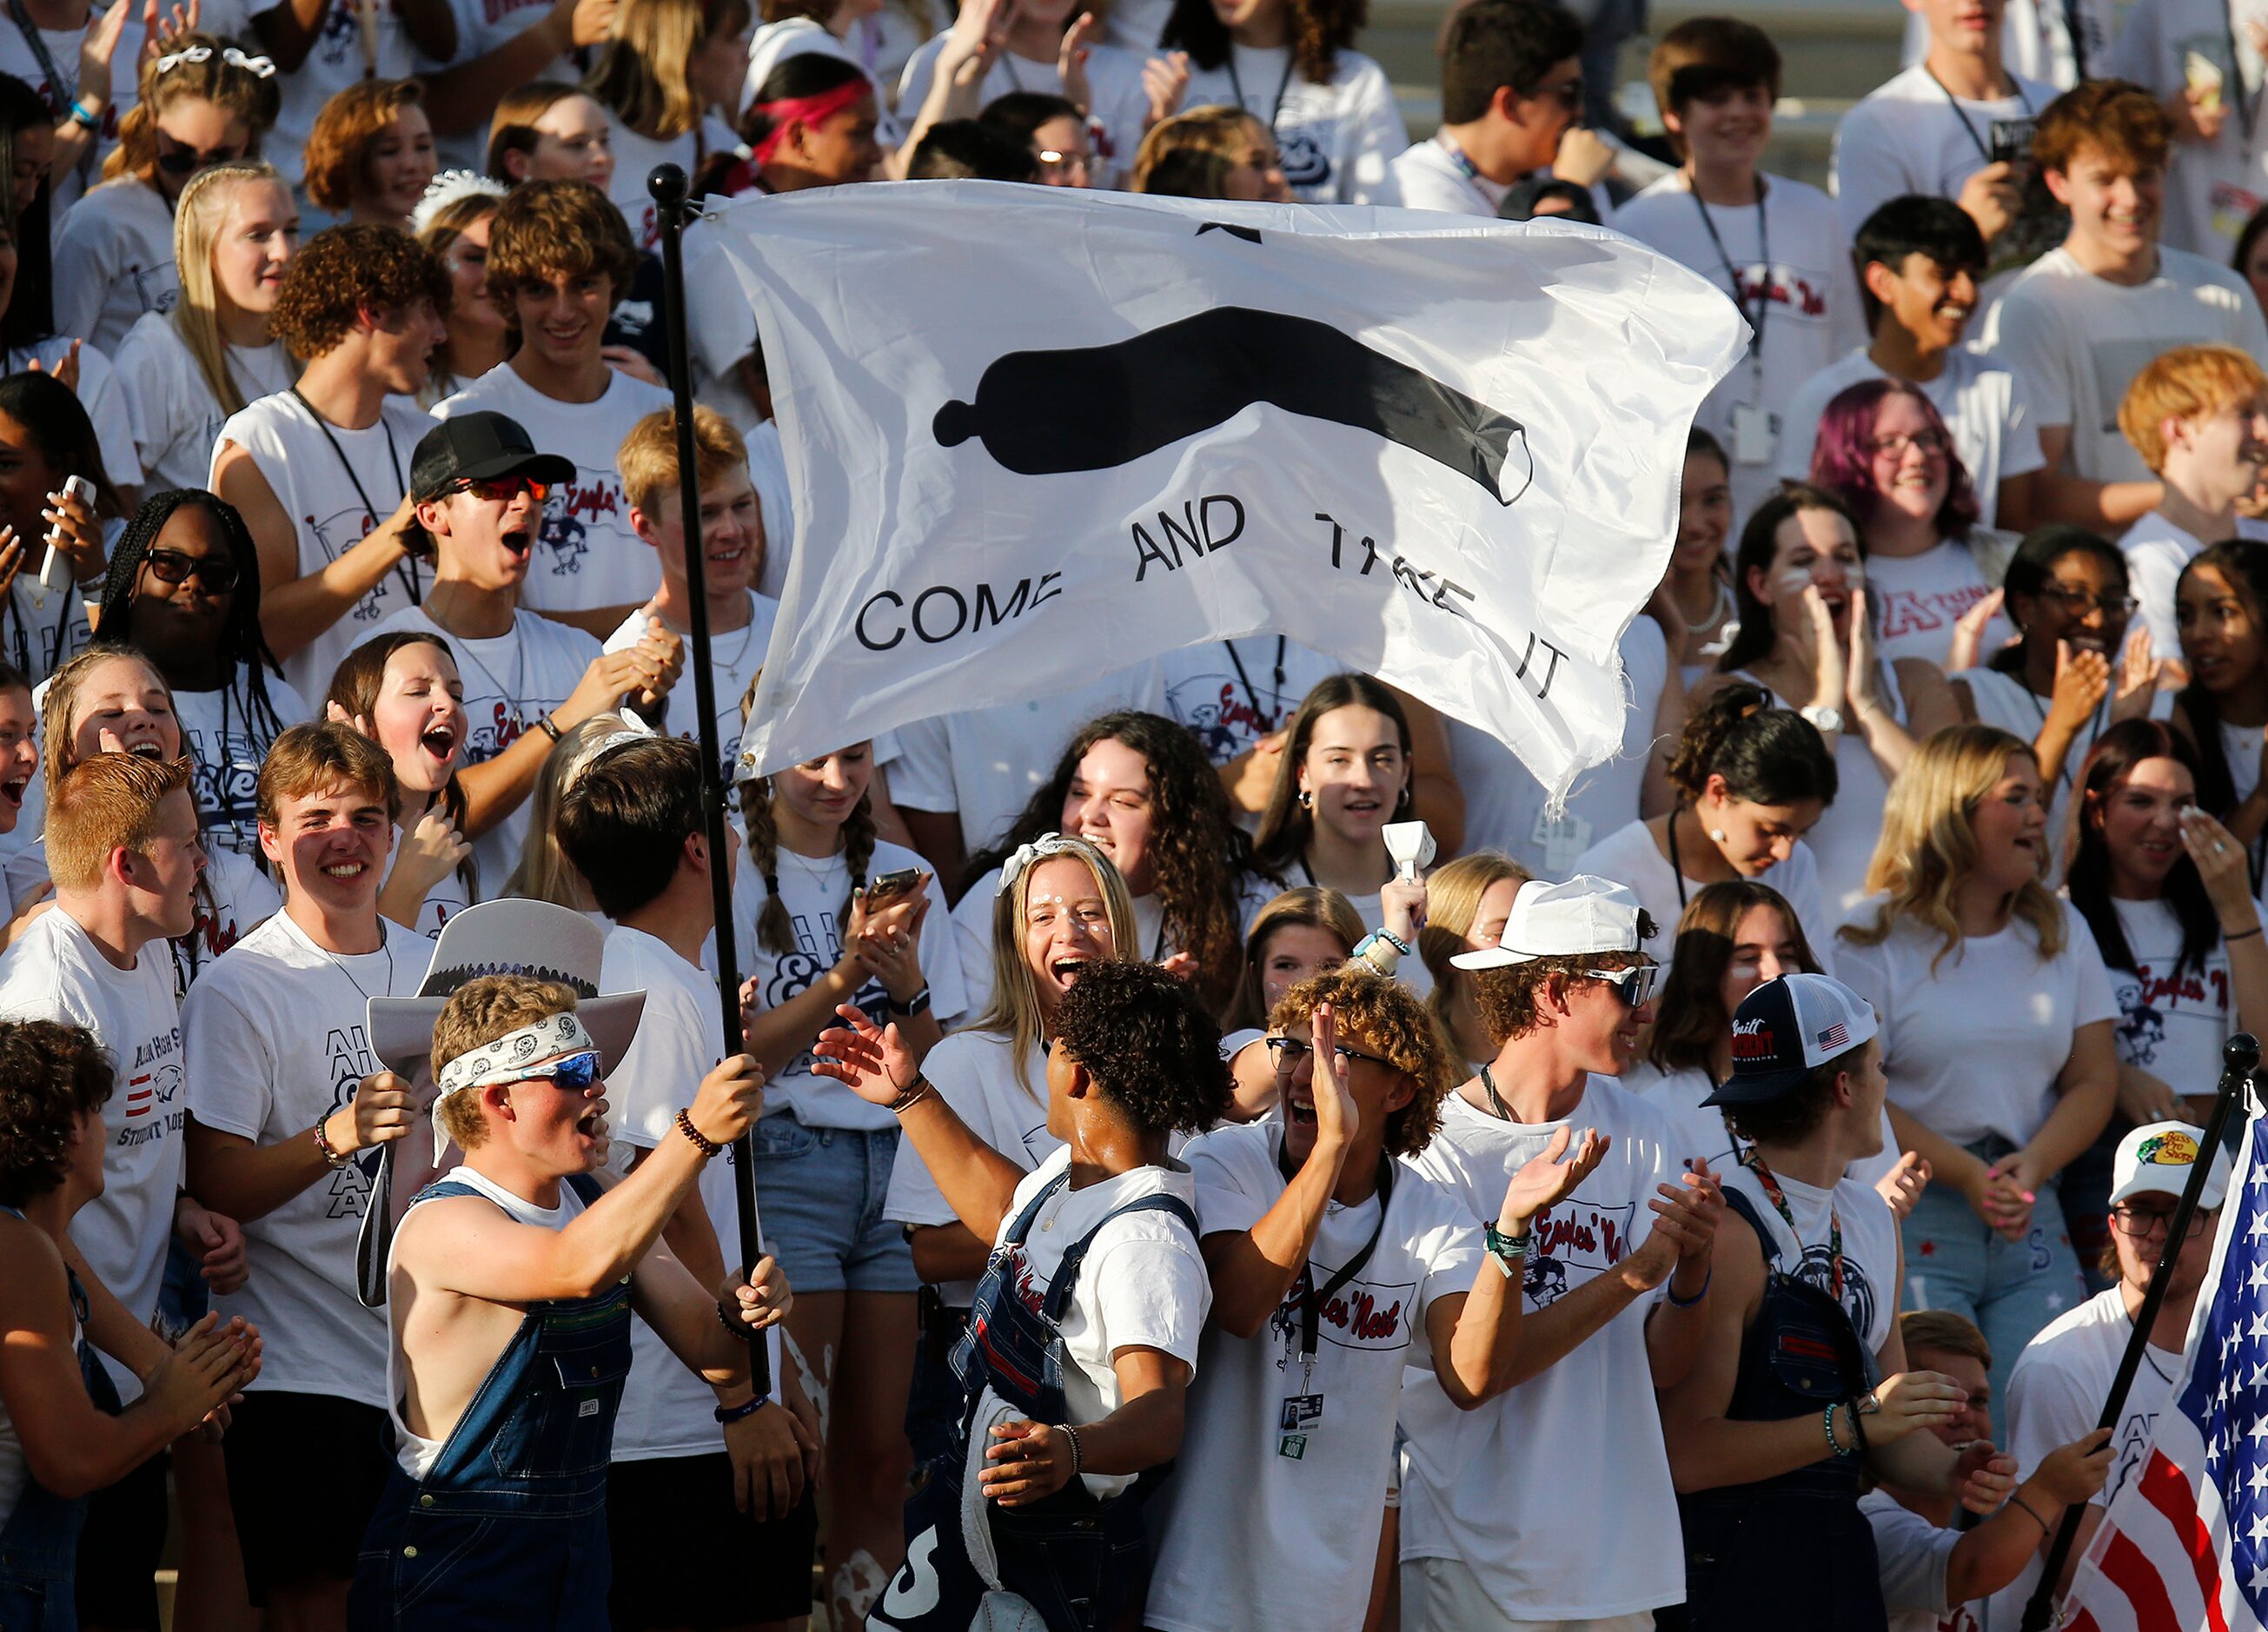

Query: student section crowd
[1,0,2267,1625]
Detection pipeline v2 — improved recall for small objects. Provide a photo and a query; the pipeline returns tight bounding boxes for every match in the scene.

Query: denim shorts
[750,1115,918,1295]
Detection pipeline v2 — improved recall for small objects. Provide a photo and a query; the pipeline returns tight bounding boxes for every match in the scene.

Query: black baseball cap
[408,412,575,503]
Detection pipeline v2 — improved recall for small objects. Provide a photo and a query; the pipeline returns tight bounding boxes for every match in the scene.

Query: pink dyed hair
[1808,378,1981,538]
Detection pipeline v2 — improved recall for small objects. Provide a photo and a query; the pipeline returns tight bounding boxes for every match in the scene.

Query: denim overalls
[1670,1190,1887,1632]
[348,1173,629,1631]
[873,1171,1197,1632]
[0,1206,118,1632]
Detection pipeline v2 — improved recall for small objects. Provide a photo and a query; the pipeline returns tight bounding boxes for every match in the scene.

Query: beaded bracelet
[1061,1423,1084,1481]
[675,1107,720,1158]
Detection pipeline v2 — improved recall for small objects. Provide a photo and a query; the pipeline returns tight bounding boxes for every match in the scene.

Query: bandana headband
[431,1010,598,1163]
[1000,831,1082,890]
[751,78,868,169]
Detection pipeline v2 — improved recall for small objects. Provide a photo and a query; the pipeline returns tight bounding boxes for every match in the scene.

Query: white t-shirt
[881,1026,1057,1306]
[2121,510,2268,655]
[1612,171,1868,522]
[173,668,314,856]
[361,604,600,884]
[182,911,431,1404]
[1987,1284,2179,1628]
[435,364,671,616]
[2099,895,2239,1099]
[249,0,420,189]
[1980,245,2268,485]
[1860,1486,1974,1632]
[8,335,142,491]
[215,390,436,701]
[727,833,963,1130]
[1867,538,2017,670]
[885,660,1165,854]
[985,1145,1208,1501]
[948,864,1170,1021]
[1453,614,1669,872]
[603,594,777,784]
[1721,1157,1899,1355]
[112,312,296,495]
[1834,899,2118,1146]
[1158,634,1339,768]
[1774,347,2045,531]
[2107,0,2268,259]
[604,115,738,252]
[0,909,182,1392]
[897,35,1148,183]
[0,0,249,211]
[601,924,780,1459]
[1570,816,1838,979]
[1397,1080,1688,1617]
[1829,64,2057,241]
[1379,135,1507,217]
[1146,1118,1483,1632]
[53,176,176,354]
[1176,44,1407,205]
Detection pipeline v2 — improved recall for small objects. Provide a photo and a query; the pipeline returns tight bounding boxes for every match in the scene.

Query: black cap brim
[1701,1066,1814,1107]
[413,449,577,503]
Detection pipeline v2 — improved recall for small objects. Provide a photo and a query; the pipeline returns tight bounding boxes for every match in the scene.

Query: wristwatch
[1483,1218,1529,1279]
[889,985,932,1018]
[1799,703,1844,734]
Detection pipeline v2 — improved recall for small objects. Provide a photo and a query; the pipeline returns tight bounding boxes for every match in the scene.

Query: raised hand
[393,804,469,899]
[1056,10,1096,115]
[1140,50,1190,130]
[1947,588,2006,675]
[2178,806,2258,928]
[2111,626,2159,722]
[2044,637,2111,735]
[1624,1157,1723,1291]
[1306,1002,1358,1153]
[1863,1370,1968,1445]
[1953,1441,2017,1515]
[1873,1149,1929,1222]
[808,1002,918,1104]
[1499,1123,1606,1226]
[25,339,81,395]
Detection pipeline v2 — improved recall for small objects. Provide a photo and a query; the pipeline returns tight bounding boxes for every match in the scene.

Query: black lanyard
[1223,636,1286,730]
[290,391,421,607]
[1922,63,2033,163]
[1740,1141,1844,1300]
[9,0,73,111]
[1688,179,1769,367]
[1290,1156,1394,1366]
[2063,0,2092,82]
[1666,808,1690,911]
[1224,46,1296,127]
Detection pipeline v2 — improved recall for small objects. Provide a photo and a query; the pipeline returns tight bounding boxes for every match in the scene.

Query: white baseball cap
[2111,1120,2232,1210]
[1450,874,1647,970]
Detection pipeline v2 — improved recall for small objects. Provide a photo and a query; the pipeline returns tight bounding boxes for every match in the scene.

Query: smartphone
[36,474,95,595]
[865,866,924,906]
[1987,116,2036,167]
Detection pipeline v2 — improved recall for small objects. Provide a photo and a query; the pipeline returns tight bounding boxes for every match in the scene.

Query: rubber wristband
[536,714,563,743]
[713,1393,766,1424]
[1665,1264,1712,1307]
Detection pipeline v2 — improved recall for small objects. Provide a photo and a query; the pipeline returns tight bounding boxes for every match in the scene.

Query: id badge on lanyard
[1278,1158,1392,1459]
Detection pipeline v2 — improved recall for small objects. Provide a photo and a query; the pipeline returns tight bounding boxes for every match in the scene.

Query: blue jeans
[1900,1153,2089,1439]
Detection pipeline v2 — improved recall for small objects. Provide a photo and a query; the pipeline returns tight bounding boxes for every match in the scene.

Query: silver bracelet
[1061,1422,1083,1480]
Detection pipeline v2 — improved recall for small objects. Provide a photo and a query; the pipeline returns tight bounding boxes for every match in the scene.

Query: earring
[1297,789,1313,811]
[1709,828,1729,844]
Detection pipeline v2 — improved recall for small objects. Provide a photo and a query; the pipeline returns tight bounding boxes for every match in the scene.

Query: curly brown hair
[484,178,638,321]
[1270,964,1458,1158]
[0,1020,114,1206]
[1472,935,1656,1047]
[1053,958,1230,1136]
[269,222,451,361]
[971,711,1264,1016]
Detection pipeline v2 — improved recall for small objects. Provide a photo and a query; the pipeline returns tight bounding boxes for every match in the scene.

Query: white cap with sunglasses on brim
[2111,1120,2232,1211]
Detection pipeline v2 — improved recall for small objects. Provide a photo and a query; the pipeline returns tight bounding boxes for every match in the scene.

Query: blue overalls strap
[1002,1171,1071,1247]
[1723,1189,1781,1270]
[1039,1192,1199,1323]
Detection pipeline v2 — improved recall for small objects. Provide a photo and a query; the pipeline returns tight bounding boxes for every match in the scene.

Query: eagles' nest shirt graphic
[933,305,1535,506]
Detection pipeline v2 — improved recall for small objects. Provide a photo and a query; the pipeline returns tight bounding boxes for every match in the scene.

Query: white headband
[410,168,508,237]
[155,43,275,76]
[1001,832,1083,889]
[430,1010,598,1164]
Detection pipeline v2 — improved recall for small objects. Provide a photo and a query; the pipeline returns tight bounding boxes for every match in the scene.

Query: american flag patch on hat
[1816,1022,1847,1051]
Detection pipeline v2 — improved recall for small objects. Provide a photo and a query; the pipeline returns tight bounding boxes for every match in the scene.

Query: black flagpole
[647,163,769,1396]
[2018,1030,2260,1630]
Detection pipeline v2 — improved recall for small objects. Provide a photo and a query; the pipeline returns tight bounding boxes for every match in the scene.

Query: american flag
[1817,1022,1848,1052]
[2059,1115,2268,1631]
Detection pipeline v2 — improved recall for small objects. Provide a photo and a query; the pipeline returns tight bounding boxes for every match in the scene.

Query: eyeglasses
[493,1050,604,1093]
[1263,1035,1397,1071]
[1526,75,1584,110]
[1035,148,1090,176]
[2038,584,2140,620]
[153,131,247,176]
[1589,962,1662,1008]
[1867,428,1951,459]
[141,548,240,593]
[2110,1203,2212,1239]
[454,476,551,504]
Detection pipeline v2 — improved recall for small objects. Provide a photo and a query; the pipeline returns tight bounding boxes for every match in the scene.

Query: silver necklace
[313,920,396,1008]
[446,623,529,734]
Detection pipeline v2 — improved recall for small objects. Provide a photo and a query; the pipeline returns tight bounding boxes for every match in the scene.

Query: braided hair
[739,746,879,957]
[95,489,288,741]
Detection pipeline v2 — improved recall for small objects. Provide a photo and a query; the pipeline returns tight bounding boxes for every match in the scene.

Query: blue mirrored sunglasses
[494,1050,604,1091]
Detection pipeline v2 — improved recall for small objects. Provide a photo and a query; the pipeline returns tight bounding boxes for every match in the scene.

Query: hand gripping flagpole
[2018,1030,2260,1631]
[648,163,770,1396]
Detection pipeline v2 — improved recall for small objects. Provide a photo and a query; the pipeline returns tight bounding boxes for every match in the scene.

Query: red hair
[1808,378,1981,538]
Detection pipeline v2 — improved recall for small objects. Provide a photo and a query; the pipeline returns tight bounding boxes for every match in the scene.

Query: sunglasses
[1589,962,1662,1008]
[142,548,240,593]
[153,133,247,176]
[1263,1035,1397,1071]
[494,1050,604,1092]
[454,476,551,504]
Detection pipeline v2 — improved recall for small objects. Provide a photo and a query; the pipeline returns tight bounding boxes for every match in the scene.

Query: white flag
[708,182,1745,795]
